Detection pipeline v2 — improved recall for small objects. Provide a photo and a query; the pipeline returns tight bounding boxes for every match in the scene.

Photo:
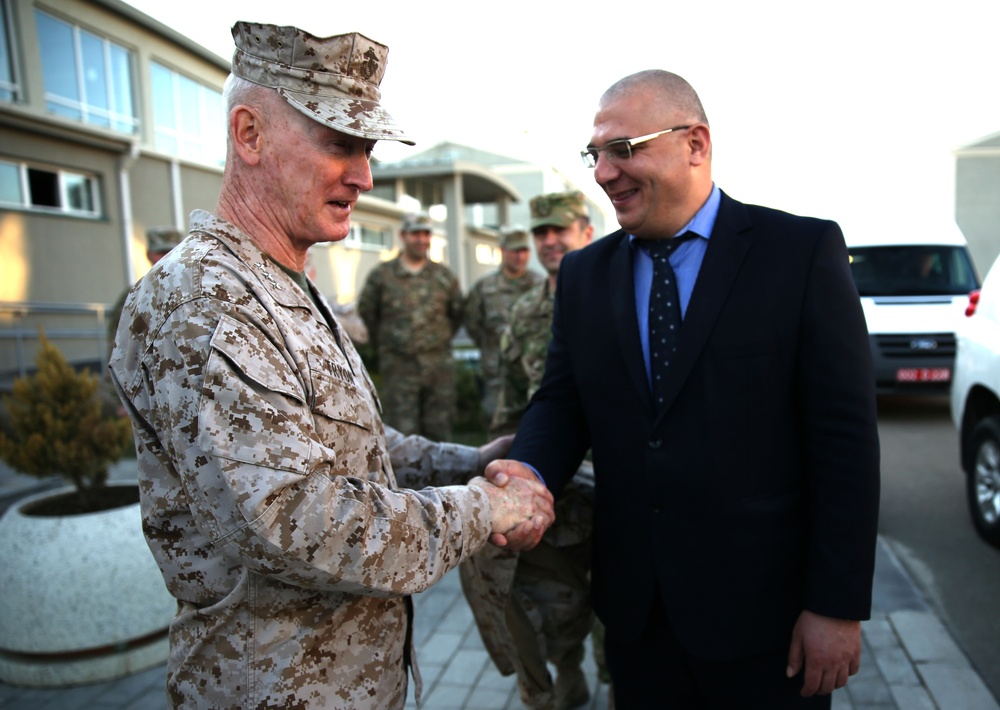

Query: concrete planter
[0,482,175,687]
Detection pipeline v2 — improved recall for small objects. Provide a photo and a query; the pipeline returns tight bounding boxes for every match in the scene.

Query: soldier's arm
[463,284,485,347]
[139,298,505,599]
[356,269,381,347]
[488,324,530,438]
[448,274,464,336]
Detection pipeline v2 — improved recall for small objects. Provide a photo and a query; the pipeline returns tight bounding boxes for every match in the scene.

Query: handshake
[469,459,556,552]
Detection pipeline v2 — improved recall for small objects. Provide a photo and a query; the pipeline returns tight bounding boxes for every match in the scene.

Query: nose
[593,151,619,188]
[346,152,374,192]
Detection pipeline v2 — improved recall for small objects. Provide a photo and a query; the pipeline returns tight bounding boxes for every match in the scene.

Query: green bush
[0,332,132,512]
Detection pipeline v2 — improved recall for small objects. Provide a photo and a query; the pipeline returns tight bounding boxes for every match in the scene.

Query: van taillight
[965,290,981,317]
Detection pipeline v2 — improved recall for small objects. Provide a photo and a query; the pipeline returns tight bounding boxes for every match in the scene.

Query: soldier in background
[358,212,463,441]
[464,225,544,428]
[462,191,599,710]
[106,226,183,356]
[109,21,553,709]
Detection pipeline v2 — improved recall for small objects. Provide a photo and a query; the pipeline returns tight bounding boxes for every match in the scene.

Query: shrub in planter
[0,331,132,514]
[0,332,174,687]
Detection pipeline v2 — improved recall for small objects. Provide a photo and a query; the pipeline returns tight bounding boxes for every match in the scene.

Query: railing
[0,301,113,387]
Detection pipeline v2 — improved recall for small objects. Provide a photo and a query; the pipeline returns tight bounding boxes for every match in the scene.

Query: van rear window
[848,245,979,297]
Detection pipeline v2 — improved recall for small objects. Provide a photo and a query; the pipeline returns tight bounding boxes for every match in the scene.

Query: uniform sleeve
[357,268,381,349]
[384,425,481,488]
[448,274,465,336]
[463,283,485,347]
[488,322,529,437]
[131,299,493,599]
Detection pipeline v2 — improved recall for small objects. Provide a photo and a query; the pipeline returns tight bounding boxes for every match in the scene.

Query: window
[0,159,101,217]
[34,10,136,133]
[848,245,980,297]
[150,61,224,165]
[344,222,393,250]
[0,1,17,102]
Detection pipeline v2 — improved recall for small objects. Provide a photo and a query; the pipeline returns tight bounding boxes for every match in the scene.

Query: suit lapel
[608,232,654,410]
[656,193,754,425]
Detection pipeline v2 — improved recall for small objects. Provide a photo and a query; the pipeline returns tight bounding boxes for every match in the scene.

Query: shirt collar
[628,182,721,246]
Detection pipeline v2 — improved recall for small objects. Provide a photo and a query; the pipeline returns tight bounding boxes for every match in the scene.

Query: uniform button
[649,438,662,449]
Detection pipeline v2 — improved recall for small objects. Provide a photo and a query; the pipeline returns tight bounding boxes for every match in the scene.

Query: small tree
[0,331,132,513]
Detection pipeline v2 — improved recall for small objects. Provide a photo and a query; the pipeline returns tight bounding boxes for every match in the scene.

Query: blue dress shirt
[630,184,721,388]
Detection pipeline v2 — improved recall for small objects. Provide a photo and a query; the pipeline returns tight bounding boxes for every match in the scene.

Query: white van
[846,223,980,394]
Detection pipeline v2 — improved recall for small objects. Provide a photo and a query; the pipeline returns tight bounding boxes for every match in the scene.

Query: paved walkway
[1,465,997,709]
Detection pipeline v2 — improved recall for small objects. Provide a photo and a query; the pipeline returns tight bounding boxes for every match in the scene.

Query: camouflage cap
[230,21,414,145]
[499,225,530,250]
[145,227,183,254]
[530,190,589,230]
[402,212,434,233]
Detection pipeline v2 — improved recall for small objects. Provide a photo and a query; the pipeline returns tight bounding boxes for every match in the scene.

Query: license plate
[896,367,951,383]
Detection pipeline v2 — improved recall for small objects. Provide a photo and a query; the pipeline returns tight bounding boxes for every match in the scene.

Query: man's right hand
[469,460,554,551]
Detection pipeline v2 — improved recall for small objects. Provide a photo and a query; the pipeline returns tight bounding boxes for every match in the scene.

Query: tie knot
[637,232,694,259]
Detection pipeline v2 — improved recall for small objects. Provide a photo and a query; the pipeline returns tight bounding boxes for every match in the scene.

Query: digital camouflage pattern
[230,22,414,146]
[463,280,598,709]
[357,257,463,440]
[109,210,494,709]
[490,280,557,437]
[463,268,543,424]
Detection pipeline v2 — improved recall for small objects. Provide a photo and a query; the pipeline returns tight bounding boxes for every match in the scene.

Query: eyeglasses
[580,126,693,168]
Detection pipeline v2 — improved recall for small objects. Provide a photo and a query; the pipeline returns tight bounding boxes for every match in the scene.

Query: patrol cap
[145,227,183,254]
[402,212,434,233]
[530,190,589,230]
[230,21,414,146]
[499,225,530,250]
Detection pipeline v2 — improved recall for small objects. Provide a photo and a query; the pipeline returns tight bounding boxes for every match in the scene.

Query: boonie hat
[499,225,530,250]
[230,21,414,145]
[402,212,434,233]
[530,190,589,230]
[146,227,183,254]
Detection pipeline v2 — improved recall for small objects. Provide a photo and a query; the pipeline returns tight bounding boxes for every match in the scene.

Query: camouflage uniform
[358,255,463,441]
[464,259,543,427]
[110,210,495,710]
[490,281,557,437]
[462,192,598,710]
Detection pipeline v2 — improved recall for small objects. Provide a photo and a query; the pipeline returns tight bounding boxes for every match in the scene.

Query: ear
[229,106,264,166]
[583,224,595,244]
[688,124,711,167]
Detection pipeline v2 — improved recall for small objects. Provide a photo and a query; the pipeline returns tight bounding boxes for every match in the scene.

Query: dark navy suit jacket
[509,191,881,661]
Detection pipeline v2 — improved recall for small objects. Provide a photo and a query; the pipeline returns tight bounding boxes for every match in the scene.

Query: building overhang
[372,160,521,204]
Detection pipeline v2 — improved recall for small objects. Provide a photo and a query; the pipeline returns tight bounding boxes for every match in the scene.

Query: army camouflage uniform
[358,256,463,441]
[109,211,496,710]
[463,267,543,426]
[463,279,597,710]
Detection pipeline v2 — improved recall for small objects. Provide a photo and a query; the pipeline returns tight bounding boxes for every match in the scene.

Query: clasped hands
[469,458,554,552]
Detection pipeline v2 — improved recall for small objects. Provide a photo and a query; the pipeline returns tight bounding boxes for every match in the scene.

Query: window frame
[34,9,137,134]
[149,60,225,166]
[0,158,102,218]
[0,0,19,102]
[343,222,394,251]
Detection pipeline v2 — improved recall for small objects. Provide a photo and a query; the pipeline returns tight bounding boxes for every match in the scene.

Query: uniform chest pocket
[308,356,379,435]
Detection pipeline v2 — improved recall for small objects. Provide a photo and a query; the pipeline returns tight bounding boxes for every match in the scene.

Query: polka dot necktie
[638,233,693,413]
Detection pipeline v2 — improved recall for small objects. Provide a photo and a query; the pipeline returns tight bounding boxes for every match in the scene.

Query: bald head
[601,70,709,126]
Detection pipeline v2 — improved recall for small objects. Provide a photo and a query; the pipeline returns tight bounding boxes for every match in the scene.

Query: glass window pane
[178,74,200,136]
[80,30,109,128]
[64,173,94,212]
[36,11,79,117]
[109,44,134,132]
[150,62,175,130]
[27,168,59,208]
[0,3,14,101]
[0,161,22,204]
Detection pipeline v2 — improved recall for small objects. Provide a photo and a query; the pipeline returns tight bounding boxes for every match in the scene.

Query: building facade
[0,1,605,383]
